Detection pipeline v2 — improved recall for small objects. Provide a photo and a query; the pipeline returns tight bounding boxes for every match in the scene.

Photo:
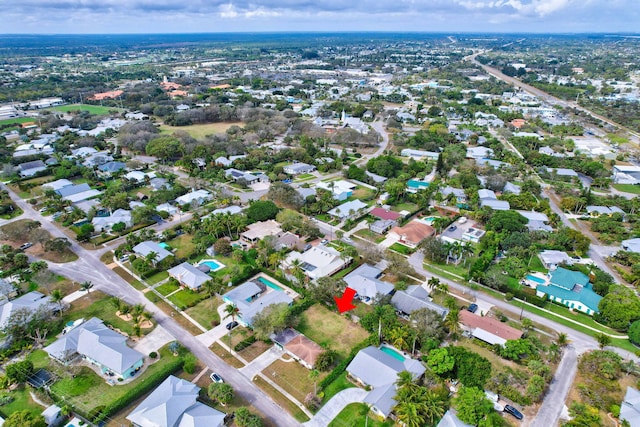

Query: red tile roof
[284,335,323,368]
[370,208,402,221]
[89,90,123,101]
[390,221,435,245]
[459,310,523,341]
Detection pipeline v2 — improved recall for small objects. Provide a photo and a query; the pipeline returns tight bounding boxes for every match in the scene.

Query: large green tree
[3,411,46,427]
[145,136,184,162]
[597,285,640,330]
[246,200,279,223]
[454,386,494,426]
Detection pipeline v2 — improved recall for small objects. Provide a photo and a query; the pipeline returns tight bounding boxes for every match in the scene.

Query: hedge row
[234,336,256,352]
[319,335,377,390]
[92,356,184,423]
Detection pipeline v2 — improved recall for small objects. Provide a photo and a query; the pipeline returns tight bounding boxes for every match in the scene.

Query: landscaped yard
[262,359,327,403]
[613,184,640,194]
[298,305,370,359]
[389,242,414,255]
[184,297,221,330]
[146,271,169,285]
[210,342,245,368]
[391,202,419,213]
[63,291,154,337]
[0,385,44,420]
[350,187,377,201]
[167,288,205,310]
[159,121,242,139]
[328,403,393,427]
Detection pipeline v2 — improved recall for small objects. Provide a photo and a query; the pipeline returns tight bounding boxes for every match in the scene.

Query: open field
[47,104,123,115]
[159,121,243,139]
[298,305,369,359]
[184,296,221,329]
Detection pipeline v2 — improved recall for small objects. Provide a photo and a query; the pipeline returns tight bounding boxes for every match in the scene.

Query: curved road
[1,184,301,427]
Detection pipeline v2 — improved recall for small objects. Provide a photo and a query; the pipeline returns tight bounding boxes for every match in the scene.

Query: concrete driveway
[303,388,368,427]
[133,325,175,355]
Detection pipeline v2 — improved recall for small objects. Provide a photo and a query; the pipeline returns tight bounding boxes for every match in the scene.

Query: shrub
[149,352,158,359]
[505,292,514,301]
[183,354,197,374]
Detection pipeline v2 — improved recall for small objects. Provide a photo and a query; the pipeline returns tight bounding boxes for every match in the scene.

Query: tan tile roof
[390,221,435,245]
[284,335,323,368]
[459,310,523,341]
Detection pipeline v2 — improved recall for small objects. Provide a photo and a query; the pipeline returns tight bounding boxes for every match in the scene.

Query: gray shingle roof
[391,289,449,318]
[133,241,173,263]
[167,262,212,290]
[346,346,425,388]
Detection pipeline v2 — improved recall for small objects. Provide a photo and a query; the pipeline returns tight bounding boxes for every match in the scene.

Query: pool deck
[250,273,300,299]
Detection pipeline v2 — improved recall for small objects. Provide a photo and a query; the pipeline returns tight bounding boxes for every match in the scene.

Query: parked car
[504,405,523,420]
[226,321,239,330]
[19,242,33,251]
[448,225,457,232]
[342,237,353,244]
[458,217,467,224]
[210,373,224,383]
[119,254,130,262]
[320,239,329,245]
[467,303,478,313]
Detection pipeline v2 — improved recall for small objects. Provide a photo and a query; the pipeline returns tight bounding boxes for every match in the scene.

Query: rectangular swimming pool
[379,346,405,361]
[202,260,221,270]
[526,275,546,284]
[258,277,284,292]
[158,242,170,249]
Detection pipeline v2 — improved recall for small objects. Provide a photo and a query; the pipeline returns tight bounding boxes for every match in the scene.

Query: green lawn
[353,229,385,243]
[389,242,414,255]
[391,202,419,213]
[528,256,547,273]
[166,234,197,259]
[146,271,169,285]
[168,288,205,310]
[47,104,123,115]
[0,117,34,126]
[329,403,393,427]
[52,366,102,397]
[613,184,640,194]
[159,122,242,139]
[185,297,221,329]
[295,173,316,180]
[112,266,147,291]
[156,281,180,296]
[321,371,356,402]
[27,349,50,370]
[0,386,43,420]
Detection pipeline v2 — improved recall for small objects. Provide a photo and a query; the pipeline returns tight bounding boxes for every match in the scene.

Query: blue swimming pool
[203,260,221,270]
[258,277,284,291]
[380,346,405,361]
[526,275,546,284]
[158,242,170,249]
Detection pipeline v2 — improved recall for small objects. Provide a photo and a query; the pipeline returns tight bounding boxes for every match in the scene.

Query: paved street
[1,184,302,427]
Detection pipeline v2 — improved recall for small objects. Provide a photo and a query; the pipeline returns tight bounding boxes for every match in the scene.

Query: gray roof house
[538,250,573,269]
[44,317,144,379]
[391,285,449,318]
[42,178,73,192]
[18,160,47,177]
[347,346,426,418]
[437,409,473,427]
[0,291,54,328]
[283,162,316,175]
[55,183,102,203]
[328,199,367,220]
[620,387,640,427]
[150,177,171,191]
[344,264,394,302]
[133,241,173,265]
[92,209,133,232]
[622,238,640,254]
[222,279,293,327]
[127,375,225,427]
[168,262,211,290]
[98,161,126,174]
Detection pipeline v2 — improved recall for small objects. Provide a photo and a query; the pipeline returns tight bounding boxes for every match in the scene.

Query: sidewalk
[303,388,368,427]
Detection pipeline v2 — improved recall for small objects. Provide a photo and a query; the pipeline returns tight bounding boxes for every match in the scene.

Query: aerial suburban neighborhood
[0,29,639,427]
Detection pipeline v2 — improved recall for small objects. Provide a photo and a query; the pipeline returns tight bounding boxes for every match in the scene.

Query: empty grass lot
[185,297,221,330]
[329,403,393,427]
[155,281,180,296]
[159,121,242,139]
[262,359,327,402]
[297,305,369,359]
[253,376,310,423]
[48,104,123,115]
[167,288,204,310]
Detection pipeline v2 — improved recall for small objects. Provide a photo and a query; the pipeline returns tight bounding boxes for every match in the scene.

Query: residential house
[400,149,440,161]
[440,186,467,205]
[347,346,426,419]
[620,387,640,427]
[622,238,640,254]
[215,156,233,167]
[283,163,316,175]
[98,161,126,175]
[406,178,430,193]
[283,245,350,281]
[366,170,388,184]
[316,180,355,201]
[175,189,211,206]
[17,160,47,177]
[71,147,98,158]
[503,182,521,195]
[327,200,367,221]
[55,183,102,203]
[538,250,573,270]
[127,375,225,427]
[389,220,435,248]
[344,264,394,302]
[391,285,449,318]
[459,310,523,346]
[275,232,304,251]
[222,279,293,326]
[272,328,323,369]
[132,241,173,265]
[0,291,54,328]
[92,209,133,232]
[438,410,473,427]
[476,158,510,169]
[466,147,494,159]
[44,317,144,379]
[225,168,268,185]
[535,267,602,315]
[241,220,283,246]
[479,189,510,210]
[41,404,65,427]
[461,227,486,243]
[83,152,114,168]
[42,178,73,192]
[156,203,179,216]
[124,170,155,182]
[586,205,625,217]
[370,219,395,234]
[613,165,640,185]
[149,177,171,191]
[167,262,211,290]
[546,167,578,178]
[516,210,553,232]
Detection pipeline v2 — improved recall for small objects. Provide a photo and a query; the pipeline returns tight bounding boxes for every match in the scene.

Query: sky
[1,0,638,34]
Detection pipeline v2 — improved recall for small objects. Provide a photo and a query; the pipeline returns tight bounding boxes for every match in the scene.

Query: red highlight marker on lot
[334,287,357,314]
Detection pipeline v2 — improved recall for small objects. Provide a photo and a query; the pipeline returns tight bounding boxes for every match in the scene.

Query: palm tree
[51,289,64,313]
[224,304,240,349]
[556,332,570,348]
[309,369,320,395]
[290,259,306,286]
[145,251,158,266]
[445,309,460,338]
[394,401,425,427]
[388,326,409,351]
[80,281,93,293]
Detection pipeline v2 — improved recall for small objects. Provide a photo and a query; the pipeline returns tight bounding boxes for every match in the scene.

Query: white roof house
[622,238,640,254]
[175,189,211,206]
[92,209,133,232]
[328,200,367,220]
[42,179,73,192]
[344,264,394,301]
[0,291,53,328]
[284,245,350,281]
[127,375,225,427]
[283,163,316,175]
[621,387,640,427]
[539,250,573,269]
[44,317,144,379]
[222,280,293,326]
[133,241,173,264]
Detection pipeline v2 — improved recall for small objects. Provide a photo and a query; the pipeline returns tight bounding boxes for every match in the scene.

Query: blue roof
[549,267,589,290]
